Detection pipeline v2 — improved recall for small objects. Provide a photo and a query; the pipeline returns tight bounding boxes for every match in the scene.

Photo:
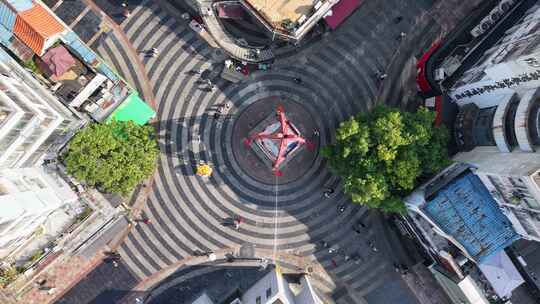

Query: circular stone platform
[231,97,319,185]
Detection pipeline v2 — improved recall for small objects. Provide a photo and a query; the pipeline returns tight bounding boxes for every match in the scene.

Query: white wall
[241,270,280,304]
[0,167,77,258]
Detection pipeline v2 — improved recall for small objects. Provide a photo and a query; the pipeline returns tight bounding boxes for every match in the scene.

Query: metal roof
[422,172,520,263]
[12,3,64,55]
[107,92,155,126]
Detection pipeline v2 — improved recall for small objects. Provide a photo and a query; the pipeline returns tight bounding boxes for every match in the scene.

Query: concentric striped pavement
[92,0,444,302]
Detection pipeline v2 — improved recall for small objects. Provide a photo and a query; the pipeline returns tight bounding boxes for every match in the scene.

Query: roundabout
[233,98,319,184]
[98,0,449,303]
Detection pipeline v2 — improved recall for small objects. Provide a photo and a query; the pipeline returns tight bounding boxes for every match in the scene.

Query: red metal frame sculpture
[244,105,312,176]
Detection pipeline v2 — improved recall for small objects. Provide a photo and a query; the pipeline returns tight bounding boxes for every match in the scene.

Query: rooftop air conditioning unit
[499,0,516,12]
[480,19,493,31]
[489,9,502,22]
[470,25,485,38]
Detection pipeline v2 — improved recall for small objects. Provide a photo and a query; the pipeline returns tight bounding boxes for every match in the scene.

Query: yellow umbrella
[196,164,213,177]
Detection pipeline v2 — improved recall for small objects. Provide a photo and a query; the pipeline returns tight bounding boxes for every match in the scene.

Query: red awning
[217,3,245,19]
[416,41,441,94]
[324,0,361,30]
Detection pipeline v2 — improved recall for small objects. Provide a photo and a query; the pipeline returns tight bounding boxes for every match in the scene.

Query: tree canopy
[322,105,450,213]
[64,121,159,195]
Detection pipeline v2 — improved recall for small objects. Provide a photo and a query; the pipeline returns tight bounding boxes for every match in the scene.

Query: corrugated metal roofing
[0,2,16,31]
[97,63,118,82]
[13,3,64,55]
[5,0,33,12]
[0,21,12,46]
[423,172,520,263]
[62,31,97,66]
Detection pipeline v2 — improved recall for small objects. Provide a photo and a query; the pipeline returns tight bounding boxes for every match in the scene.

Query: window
[266,288,272,298]
[256,296,261,304]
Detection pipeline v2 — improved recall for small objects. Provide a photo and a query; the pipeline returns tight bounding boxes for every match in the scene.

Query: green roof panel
[108,92,155,125]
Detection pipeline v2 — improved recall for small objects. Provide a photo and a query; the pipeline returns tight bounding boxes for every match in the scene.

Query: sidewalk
[377,0,484,109]
[82,0,157,109]
[401,263,453,304]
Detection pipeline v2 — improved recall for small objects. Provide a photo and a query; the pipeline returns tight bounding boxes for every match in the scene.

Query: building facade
[405,163,526,303]
[443,3,540,244]
[0,44,83,259]
[449,3,540,108]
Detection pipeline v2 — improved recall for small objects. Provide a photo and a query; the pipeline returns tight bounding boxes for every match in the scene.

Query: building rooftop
[147,265,272,304]
[243,0,314,31]
[422,171,520,263]
[13,2,65,55]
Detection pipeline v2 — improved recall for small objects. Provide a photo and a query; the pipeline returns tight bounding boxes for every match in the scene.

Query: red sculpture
[244,105,311,176]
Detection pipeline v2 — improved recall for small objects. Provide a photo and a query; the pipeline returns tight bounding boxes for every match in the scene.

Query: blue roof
[423,172,519,263]
[5,0,33,12]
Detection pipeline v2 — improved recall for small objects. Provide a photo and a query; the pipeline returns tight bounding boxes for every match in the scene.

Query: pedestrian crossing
[92,0,456,302]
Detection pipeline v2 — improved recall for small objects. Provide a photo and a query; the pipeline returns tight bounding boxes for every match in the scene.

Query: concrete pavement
[53,0,489,303]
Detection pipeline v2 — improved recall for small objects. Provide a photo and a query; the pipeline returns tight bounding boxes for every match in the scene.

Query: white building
[237,268,321,304]
[449,3,540,108]
[0,46,83,259]
[190,267,322,304]
[443,3,540,243]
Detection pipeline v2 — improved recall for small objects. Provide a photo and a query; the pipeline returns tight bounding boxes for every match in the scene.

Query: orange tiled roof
[13,3,64,55]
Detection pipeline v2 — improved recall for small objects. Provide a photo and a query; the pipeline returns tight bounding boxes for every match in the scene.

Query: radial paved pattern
[93,0,439,302]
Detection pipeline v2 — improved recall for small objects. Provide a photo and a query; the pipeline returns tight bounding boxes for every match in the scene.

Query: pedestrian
[224,102,231,109]
[214,104,224,119]
[234,217,243,230]
[143,218,152,225]
[397,32,406,41]
[331,259,337,268]
[394,16,403,24]
[375,70,387,80]
[293,77,302,84]
[323,188,334,198]
[112,260,119,268]
[313,129,319,136]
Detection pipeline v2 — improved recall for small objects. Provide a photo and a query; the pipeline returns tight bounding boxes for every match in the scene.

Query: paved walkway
[109,0,440,303]
[54,0,488,303]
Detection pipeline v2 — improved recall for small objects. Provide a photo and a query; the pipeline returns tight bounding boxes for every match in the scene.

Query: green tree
[323,105,450,213]
[64,121,158,195]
